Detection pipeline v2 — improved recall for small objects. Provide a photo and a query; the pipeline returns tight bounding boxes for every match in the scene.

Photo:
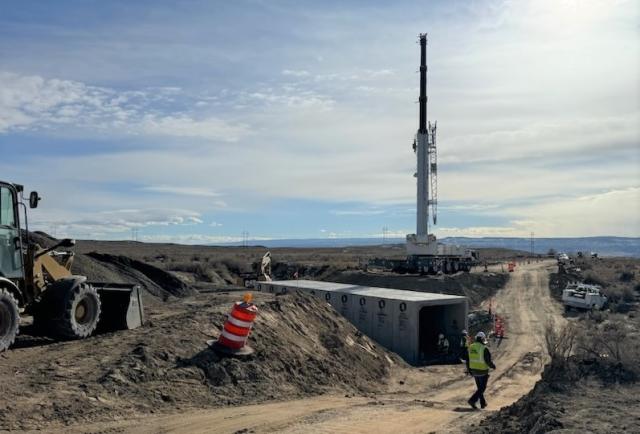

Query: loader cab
[0,182,23,280]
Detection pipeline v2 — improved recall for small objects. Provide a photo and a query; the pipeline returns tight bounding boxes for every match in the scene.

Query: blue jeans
[470,374,489,406]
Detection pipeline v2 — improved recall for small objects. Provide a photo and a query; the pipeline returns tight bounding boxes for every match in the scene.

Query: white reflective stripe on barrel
[227,314,253,328]
[221,330,247,342]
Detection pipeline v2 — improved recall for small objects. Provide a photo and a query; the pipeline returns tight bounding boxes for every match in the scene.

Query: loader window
[0,185,21,279]
[0,187,16,227]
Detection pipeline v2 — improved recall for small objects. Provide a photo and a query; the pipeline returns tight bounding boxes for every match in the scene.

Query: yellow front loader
[0,181,143,351]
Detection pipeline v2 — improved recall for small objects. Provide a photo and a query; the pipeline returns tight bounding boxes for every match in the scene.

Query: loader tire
[45,282,101,339]
[0,289,20,352]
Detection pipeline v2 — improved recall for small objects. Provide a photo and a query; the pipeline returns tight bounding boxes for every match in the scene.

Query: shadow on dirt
[12,329,56,349]
[452,407,478,413]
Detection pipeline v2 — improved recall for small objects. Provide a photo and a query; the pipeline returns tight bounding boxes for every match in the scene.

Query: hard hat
[462,330,468,335]
[476,331,486,340]
[438,333,444,339]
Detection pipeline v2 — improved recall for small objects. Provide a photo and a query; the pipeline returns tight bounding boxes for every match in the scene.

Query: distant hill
[217,236,640,257]
[442,237,639,258]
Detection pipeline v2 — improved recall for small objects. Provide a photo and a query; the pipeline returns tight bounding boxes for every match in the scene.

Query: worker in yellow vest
[461,331,496,409]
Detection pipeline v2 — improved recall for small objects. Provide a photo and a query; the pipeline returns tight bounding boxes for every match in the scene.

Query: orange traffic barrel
[211,293,258,356]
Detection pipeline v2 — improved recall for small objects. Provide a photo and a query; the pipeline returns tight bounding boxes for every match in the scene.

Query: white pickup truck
[562,283,607,311]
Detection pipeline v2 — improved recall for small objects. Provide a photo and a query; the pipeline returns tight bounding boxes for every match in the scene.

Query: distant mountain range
[217,236,640,257]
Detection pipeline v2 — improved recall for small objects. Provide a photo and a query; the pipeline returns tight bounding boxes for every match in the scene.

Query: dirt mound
[0,291,399,430]
[472,356,640,434]
[22,232,195,299]
[270,261,346,281]
[84,252,194,299]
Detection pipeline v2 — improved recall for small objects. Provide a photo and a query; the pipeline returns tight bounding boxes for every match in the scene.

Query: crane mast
[407,33,439,256]
[370,33,477,274]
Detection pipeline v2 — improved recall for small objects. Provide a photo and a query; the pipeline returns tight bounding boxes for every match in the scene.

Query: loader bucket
[93,283,144,332]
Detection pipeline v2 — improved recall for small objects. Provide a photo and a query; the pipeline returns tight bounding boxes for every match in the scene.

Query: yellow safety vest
[468,342,489,371]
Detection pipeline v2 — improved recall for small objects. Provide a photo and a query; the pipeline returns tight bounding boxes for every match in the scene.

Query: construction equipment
[0,181,143,351]
[562,282,607,312]
[370,34,477,274]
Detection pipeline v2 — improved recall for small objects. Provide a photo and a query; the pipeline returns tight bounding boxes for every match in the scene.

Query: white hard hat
[462,329,468,335]
[476,331,486,340]
[438,333,444,339]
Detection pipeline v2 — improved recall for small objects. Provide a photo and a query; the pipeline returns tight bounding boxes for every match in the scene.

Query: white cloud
[242,87,334,111]
[0,71,248,141]
[282,69,310,77]
[138,114,248,142]
[1,1,638,240]
[504,187,640,237]
[435,188,640,238]
[138,234,272,245]
[330,209,385,216]
[436,226,520,237]
[140,185,222,198]
[31,208,205,236]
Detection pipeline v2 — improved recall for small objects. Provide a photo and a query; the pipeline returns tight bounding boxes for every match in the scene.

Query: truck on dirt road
[0,181,144,351]
[562,282,607,312]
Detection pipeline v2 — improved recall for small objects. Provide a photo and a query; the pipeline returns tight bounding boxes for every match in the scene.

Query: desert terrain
[1,237,638,433]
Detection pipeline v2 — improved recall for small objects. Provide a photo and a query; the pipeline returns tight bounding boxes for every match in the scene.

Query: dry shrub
[576,318,640,380]
[604,286,635,304]
[577,320,627,362]
[216,256,251,274]
[546,317,639,383]
[544,322,577,364]
[619,271,635,282]
[583,272,606,287]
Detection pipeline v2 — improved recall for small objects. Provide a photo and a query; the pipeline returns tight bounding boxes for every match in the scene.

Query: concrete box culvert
[265,280,468,365]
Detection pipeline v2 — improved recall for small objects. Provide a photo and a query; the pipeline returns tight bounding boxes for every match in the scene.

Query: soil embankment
[473,355,640,433]
[4,236,529,433]
[61,261,558,434]
[0,291,398,431]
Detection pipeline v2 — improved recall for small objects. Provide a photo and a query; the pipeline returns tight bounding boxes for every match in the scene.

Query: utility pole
[530,232,534,258]
[241,230,249,248]
[382,226,389,244]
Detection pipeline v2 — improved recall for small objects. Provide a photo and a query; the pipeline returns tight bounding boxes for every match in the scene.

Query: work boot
[480,400,487,409]
[467,399,478,410]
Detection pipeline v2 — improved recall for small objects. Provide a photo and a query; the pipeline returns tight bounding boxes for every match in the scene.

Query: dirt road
[68,260,561,434]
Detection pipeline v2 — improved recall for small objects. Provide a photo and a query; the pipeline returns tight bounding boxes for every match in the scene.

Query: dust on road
[64,260,560,434]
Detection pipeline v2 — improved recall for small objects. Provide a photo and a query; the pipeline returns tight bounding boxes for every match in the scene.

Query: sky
[0,0,638,244]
